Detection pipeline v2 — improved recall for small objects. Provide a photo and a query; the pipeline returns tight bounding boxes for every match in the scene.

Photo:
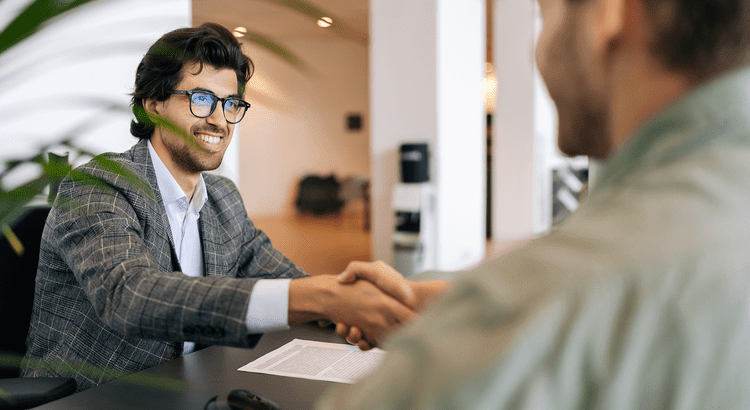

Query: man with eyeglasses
[22,23,442,392]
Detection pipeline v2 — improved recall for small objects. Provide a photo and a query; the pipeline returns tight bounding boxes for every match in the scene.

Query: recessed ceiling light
[317,16,333,28]
[233,26,247,37]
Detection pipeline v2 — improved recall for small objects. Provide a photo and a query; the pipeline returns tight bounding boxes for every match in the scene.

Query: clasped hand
[332,261,450,350]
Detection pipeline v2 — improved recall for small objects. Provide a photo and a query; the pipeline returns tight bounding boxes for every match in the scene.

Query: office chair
[0,205,76,409]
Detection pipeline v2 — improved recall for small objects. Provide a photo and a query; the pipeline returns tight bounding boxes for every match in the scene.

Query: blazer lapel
[199,203,227,277]
[130,139,181,273]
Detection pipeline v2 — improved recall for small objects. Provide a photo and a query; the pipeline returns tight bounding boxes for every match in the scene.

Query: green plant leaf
[0,354,188,391]
[90,156,157,199]
[131,105,209,154]
[0,0,99,53]
[0,136,158,254]
[244,31,308,71]
[0,173,51,218]
[0,223,24,255]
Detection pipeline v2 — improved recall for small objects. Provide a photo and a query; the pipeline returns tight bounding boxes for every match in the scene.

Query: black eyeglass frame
[168,90,251,124]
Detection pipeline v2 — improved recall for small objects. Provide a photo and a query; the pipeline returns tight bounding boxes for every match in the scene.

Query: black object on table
[33,324,344,410]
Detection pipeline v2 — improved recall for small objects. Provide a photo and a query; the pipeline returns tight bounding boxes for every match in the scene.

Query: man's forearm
[287,276,330,325]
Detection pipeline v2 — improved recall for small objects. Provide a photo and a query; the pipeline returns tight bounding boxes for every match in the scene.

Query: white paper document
[238,339,385,384]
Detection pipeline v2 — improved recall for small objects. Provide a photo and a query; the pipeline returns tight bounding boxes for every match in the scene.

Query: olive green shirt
[318,66,750,409]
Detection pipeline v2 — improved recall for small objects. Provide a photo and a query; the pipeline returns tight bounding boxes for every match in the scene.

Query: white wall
[237,39,370,217]
[0,0,191,189]
[370,0,486,271]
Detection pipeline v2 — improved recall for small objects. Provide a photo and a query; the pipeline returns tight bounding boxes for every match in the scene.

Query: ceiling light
[233,27,247,37]
[317,16,333,28]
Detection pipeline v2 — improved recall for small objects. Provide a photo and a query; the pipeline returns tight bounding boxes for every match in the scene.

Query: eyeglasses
[168,90,250,124]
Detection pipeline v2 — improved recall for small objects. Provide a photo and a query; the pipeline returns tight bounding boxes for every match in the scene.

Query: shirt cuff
[245,278,292,333]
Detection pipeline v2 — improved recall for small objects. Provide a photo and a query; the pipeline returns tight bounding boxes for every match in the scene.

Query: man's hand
[338,261,417,308]
[336,322,372,350]
[288,275,415,347]
[338,261,451,312]
[335,261,452,350]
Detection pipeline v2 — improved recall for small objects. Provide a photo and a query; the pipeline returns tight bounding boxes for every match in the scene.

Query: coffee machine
[392,143,435,276]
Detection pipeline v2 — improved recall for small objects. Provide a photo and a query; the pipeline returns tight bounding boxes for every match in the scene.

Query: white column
[492,0,551,241]
[370,0,486,271]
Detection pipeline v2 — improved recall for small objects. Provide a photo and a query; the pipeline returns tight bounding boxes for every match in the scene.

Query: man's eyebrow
[190,87,241,99]
[190,87,215,94]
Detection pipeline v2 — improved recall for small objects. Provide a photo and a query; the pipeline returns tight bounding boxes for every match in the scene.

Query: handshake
[288,261,450,350]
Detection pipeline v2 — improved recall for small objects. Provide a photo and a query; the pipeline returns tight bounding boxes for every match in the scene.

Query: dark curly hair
[130,22,254,139]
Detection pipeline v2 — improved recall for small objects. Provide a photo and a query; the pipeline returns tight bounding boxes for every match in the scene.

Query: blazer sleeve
[49,162,261,348]
[206,175,309,280]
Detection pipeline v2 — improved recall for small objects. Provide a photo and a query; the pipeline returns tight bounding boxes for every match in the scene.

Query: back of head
[639,0,750,80]
[564,0,750,80]
[130,23,254,139]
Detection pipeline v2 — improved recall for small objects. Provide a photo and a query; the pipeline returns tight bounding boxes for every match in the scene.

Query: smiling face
[146,62,238,181]
[535,0,612,159]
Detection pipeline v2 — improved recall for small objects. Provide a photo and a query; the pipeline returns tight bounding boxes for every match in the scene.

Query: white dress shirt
[147,141,290,355]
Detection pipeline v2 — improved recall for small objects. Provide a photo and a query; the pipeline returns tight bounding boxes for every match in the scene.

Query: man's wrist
[411,280,451,311]
[288,276,333,325]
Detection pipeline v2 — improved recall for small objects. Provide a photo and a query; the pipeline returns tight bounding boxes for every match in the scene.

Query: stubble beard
[557,97,611,159]
[549,16,612,159]
[164,124,228,174]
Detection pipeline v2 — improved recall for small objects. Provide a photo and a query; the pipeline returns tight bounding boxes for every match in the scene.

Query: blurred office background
[0,0,588,276]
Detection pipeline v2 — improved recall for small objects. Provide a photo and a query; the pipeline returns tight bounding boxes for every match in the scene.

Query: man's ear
[143,98,160,116]
[590,0,628,58]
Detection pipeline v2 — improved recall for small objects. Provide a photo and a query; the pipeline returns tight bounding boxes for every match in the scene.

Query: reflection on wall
[237,39,370,218]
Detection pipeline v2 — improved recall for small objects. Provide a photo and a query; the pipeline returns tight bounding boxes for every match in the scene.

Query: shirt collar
[147,139,208,212]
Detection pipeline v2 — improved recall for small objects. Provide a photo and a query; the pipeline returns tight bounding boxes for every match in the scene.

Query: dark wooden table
[34,324,343,410]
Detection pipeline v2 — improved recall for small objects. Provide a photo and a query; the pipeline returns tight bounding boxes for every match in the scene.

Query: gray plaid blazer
[22,139,306,391]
